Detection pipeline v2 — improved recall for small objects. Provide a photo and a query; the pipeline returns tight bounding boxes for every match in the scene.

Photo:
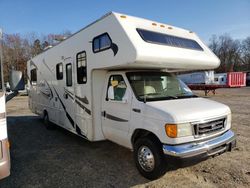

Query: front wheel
[133,137,166,180]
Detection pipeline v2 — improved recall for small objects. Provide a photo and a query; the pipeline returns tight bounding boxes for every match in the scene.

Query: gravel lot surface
[0,87,249,188]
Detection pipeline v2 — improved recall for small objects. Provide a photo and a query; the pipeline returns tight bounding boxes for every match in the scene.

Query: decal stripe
[65,89,89,104]
[103,112,128,122]
[40,90,51,98]
[64,89,91,115]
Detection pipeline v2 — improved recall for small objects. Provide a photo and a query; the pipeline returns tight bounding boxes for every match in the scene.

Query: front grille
[193,118,226,136]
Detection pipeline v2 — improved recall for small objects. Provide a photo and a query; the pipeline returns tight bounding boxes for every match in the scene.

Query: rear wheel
[133,137,166,180]
[43,112,54,130]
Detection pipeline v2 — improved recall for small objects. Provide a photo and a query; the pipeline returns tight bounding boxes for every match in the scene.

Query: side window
[107,75,127,101]
[76,51,87,84]
[66,63,72,86]
[93,33,112,53]
[56,63,63,80]
[30,68,37,85]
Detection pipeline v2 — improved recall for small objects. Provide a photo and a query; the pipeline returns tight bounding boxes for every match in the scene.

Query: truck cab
[101,70,236,179]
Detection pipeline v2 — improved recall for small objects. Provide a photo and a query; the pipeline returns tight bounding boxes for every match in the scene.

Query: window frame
[106,74,127,102]
[92,33,112,53]
[65,63,73,87]
[76,51,87,84]
[30,68,37,85]
[56,63,63,80]
[136,28,203,51]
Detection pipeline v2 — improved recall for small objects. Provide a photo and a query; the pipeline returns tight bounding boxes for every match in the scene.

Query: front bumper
[163,130,236,158]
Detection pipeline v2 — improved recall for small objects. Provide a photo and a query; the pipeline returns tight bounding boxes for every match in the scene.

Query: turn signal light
[165,124,177,138]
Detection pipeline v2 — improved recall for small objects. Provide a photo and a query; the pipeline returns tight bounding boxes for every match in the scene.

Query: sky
[0,0,249,43]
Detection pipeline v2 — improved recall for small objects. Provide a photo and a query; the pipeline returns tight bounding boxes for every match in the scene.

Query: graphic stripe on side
[103,112,128,122]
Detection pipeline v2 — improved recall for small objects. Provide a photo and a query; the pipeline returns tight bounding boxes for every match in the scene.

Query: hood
[145,97,230,123]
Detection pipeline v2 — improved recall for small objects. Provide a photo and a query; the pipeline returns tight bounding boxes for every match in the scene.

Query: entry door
[102,74,131,146]
[63,57,76,131]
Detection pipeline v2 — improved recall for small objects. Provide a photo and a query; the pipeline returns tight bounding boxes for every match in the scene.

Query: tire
[133,137,166,180]
[43,112,54,130]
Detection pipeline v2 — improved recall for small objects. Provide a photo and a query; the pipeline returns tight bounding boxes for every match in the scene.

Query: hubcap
[137,146,155,172]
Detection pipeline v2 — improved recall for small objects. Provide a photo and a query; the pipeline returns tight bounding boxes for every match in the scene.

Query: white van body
[27,12,236,179]
[214,73,228,85]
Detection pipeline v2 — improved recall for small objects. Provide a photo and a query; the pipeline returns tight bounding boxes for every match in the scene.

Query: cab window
[107,75,127,101]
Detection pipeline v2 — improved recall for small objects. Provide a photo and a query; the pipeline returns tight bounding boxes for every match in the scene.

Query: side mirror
[9,70,25,91]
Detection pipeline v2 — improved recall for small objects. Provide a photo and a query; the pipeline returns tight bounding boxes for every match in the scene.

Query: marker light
[165,124,177,138]
[152,23,157,26]
[120,15,126,18]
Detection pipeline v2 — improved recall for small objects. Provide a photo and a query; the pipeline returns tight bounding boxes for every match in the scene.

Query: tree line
[1,31,71,82]
[1,32,250,83]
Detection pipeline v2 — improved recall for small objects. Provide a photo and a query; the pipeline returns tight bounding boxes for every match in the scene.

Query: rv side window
[76,51,87,84]
[66,63,72,86]
[107,75,127,101]
[56,63,63,80]
[92,33,112,53]
[136,28,203,51]
[30,68,37,85]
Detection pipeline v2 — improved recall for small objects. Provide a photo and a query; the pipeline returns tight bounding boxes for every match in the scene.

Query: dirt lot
[0,87,249,188]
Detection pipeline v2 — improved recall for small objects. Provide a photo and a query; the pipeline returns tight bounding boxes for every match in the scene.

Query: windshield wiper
[176,94,198,99]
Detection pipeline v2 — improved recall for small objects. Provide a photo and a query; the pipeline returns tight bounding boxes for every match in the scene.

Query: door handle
[102,111,106,117]
[132,108,141,113]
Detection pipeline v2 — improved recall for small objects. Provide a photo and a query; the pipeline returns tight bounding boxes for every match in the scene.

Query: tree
[209,34,242,72]
[241,37,250,71]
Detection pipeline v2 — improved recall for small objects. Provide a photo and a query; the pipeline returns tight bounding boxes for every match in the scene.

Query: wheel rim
[137,146,155,172]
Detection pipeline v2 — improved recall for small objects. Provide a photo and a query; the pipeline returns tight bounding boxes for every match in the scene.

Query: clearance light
[152,23,157,26]
[168,26,173,29]
[165,124,177,138]
[120,15,127,18]
[189,31,193,33]
[160,25,165,28]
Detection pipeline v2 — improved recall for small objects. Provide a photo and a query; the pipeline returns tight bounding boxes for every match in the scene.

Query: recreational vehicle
[27,12,236,179]
[0,60,10,180]
[0,29,24,180]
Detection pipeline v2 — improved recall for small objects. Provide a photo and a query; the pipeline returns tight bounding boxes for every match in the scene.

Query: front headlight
[165,123,192,138]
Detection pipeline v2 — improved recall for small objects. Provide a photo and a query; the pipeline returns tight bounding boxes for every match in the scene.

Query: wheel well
[131,129,161,146]
[43,109,48,118]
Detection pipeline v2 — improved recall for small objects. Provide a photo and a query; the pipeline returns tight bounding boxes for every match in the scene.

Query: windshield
[126,72,196,102]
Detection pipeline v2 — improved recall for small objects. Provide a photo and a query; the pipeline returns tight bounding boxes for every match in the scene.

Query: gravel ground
[0,87,249,188]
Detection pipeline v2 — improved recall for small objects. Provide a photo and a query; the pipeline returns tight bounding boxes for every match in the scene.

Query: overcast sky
[0,0,249,43]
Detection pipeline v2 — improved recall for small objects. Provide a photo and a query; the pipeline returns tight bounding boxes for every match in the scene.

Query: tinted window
[66,63,72,86]
[137,29,203,51]
[93,33,112,53]
[76,51,87,84]
[31,68,37,85]
[56,63,63,80]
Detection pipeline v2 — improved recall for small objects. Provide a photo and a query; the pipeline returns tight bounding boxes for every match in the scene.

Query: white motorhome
[0,30,10,179]
[27,12,236,179]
